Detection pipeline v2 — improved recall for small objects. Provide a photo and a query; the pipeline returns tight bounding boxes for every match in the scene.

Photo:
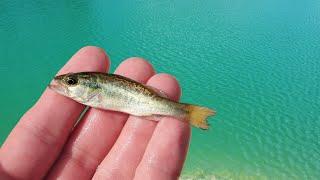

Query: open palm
[0,46,190,180]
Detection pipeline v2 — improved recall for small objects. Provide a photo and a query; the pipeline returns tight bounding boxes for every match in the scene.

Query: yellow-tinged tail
[184,104,215,130]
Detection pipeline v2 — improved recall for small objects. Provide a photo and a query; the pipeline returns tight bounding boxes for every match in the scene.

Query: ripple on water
[1,0,320,179]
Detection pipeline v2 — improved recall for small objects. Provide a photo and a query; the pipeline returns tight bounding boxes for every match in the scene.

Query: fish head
[49,72,100,103]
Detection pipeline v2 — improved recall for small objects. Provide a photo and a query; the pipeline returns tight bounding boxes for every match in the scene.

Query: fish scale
[49,72,215,129]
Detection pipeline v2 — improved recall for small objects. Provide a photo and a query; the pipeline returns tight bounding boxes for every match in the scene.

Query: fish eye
[66,77,78,85]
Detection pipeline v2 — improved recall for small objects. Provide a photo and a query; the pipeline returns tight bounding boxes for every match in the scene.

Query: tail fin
[183,104,215,130]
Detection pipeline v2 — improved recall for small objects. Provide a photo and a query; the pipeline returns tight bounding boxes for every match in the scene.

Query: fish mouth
[48,79,68,95]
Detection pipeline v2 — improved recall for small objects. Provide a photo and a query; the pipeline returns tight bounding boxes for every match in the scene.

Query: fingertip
[122,57,153,68]
[115,57,155,83]
[77,46,107,56]
[147,73,181,101]
[59,46,110,74]
[75,46,110,71]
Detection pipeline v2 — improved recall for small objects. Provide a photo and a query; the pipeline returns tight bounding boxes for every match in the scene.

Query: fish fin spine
[184,104,215,130]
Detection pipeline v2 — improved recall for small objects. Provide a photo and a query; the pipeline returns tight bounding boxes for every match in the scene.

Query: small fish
[49,72,215,129]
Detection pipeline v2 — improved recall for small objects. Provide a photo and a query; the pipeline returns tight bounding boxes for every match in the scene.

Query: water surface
[1,0,319,179]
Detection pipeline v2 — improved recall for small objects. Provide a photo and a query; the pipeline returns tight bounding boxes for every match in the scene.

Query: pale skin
[0,46,190,180]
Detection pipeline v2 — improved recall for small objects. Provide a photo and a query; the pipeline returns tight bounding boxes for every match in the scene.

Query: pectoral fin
[85,90,101,103]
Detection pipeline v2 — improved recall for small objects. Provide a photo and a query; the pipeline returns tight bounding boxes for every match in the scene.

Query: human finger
[0,46,109,179]
[93,73,181,180]
[46,58,155,179]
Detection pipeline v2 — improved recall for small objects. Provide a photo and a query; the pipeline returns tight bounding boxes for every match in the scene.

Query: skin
[0,46,190,180]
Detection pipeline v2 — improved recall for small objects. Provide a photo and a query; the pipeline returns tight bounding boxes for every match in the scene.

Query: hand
[0,46,190,180]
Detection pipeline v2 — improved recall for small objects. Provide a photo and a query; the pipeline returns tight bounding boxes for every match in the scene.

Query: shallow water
[1,0,319,179]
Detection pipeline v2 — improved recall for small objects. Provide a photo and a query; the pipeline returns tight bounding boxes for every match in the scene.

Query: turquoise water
[1,1,319,179]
